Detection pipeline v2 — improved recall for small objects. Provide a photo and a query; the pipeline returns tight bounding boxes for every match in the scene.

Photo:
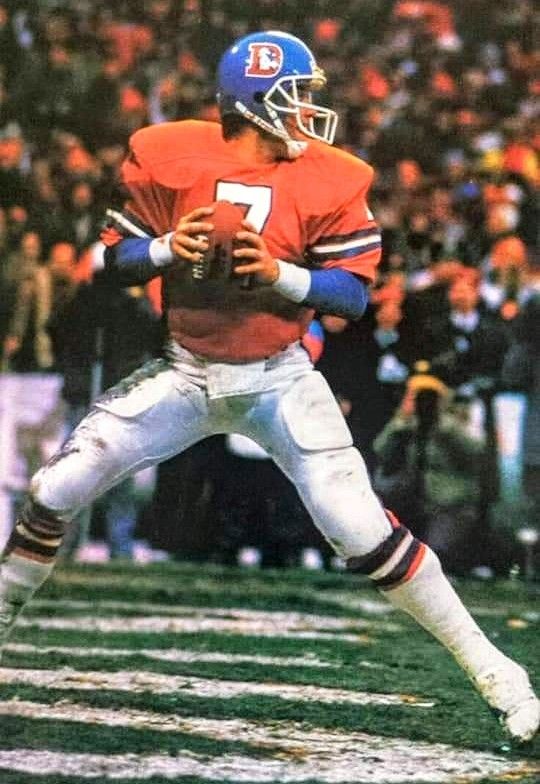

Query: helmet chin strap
[234,101,308,159]
[264,103,308,159]
[285,139,308,159]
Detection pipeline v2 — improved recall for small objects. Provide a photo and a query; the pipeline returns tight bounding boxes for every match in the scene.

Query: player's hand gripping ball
[191,201,251,288]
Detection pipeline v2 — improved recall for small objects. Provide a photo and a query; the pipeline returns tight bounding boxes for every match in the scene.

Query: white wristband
[149,232,174,267]
[271,259,311,303]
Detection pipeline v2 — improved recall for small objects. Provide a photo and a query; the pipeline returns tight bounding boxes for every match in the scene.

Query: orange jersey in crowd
[119,120,380,362]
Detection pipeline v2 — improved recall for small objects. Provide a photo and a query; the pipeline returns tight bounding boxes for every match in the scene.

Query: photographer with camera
[373,366,485,574]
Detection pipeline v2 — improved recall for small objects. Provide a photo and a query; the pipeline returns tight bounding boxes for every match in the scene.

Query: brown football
[191,200,250,286]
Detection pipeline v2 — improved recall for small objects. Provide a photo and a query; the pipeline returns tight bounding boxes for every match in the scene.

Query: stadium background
[0,0,538,573]
[0,2,539,782]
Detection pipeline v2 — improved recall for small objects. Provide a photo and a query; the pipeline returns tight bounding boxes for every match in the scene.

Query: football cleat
[217,30,338,157]
[473,658,540,743]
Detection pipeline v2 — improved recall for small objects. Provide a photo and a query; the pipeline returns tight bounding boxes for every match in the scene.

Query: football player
[0,31,538,742]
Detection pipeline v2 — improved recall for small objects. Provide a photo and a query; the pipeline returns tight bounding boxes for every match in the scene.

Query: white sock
[0,553,54,611]
[383,546,507,679]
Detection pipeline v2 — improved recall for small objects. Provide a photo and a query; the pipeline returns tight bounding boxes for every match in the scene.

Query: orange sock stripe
[374,536,426,589]
[403,541,427,582]
[385,509,401,529]
[379,542,427,591]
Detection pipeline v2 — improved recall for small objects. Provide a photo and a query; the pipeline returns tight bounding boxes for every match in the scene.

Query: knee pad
[346,510,427,590]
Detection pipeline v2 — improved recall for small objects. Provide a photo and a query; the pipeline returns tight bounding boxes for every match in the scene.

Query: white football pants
[30,341,392,558]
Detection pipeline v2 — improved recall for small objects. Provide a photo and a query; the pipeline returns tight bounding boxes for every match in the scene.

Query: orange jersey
[120,120,380,362]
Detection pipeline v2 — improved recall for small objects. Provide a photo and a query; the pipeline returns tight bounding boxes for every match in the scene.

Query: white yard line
[29,599,401,630]
[315,594,395,615]
[0,667,435,707]
[313,593,538,620]
[6,643,337,669]
[0,724,534,784]
[0,699,534,783]
[32,597,395,617]
[14,615,382,643]
[1,595,535,781]
[33,596,531,623]
[51,572,538,619]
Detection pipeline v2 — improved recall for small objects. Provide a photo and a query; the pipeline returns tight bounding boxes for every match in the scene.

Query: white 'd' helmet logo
[245,43,283,77]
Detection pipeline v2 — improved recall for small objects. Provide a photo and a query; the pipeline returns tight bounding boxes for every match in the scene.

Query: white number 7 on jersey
[215,182,272,233]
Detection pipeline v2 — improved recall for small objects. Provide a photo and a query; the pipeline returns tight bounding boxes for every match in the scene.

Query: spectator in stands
[373,369,486,572]
[424,269,511,568]
[1,229,40,352]
[426,269,509,393]
[2,230,56,371]
[317,291,418,474]
[48,274,162,560]
[26,169,66,254]
[0,132,29,213]
[502,294,540,530]
[60,180,102,254]
[0,3,25,86]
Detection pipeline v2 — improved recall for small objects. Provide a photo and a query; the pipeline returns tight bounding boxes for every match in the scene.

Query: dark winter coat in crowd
[501,294,540,522]
[316,306,419,474]
[47,276,162,405]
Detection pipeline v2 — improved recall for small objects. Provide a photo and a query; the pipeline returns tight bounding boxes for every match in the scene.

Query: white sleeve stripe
[310,233,381,255]
[105,209,152,239]
[369,531,414,580]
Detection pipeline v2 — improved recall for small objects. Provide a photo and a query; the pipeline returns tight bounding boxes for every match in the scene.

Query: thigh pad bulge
[94,359,174,419]
[280,372,353,451]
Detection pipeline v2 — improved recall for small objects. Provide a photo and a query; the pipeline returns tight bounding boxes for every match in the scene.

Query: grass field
[0,561,538,783]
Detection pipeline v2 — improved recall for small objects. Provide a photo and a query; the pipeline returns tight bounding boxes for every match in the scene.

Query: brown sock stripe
[21,500,65,537]
[21,517,63,540]
[375,538,424,589]
[11,546,55,563]
[8,529,60,559]
[346,525,409,575]
[16,523,62,548]
[22,517,65,537]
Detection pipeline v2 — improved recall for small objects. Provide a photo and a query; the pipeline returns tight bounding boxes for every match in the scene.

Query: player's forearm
[104,236,174,285]
[272,263,369,320]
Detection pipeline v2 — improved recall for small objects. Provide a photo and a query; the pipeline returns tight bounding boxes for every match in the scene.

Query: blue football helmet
[217,31,338,157]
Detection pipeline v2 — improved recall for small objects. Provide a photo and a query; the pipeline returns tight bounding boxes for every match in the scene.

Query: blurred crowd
[0,0,538,575]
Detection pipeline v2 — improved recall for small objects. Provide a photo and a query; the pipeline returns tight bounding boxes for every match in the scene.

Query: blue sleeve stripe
[310,225,379,247]
[305,268,369,320]
[104,238,160,285]
[307,240,381,264]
